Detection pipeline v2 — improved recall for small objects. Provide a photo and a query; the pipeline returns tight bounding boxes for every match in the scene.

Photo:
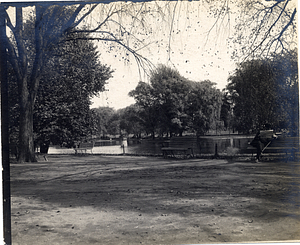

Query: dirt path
[10,155,300,244]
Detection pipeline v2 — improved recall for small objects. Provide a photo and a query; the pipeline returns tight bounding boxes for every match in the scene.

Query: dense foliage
[226,51,298,135]
[186,80,223,137]
[92,107,117,138]
[129,65,223,138]
[92,51,298,140]
[9,30,113,151]
[119,105,144,138]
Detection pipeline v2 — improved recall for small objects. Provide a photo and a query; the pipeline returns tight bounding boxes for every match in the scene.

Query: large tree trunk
[18,106,36,162]
[16,5,43,162]
[17,77,37,162]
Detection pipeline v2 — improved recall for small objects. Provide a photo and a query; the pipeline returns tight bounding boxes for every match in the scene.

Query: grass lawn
[10,155,300,244]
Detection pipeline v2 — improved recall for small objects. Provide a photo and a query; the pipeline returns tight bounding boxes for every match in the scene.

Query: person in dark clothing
[250,131,264,161]
[250,124,277,161]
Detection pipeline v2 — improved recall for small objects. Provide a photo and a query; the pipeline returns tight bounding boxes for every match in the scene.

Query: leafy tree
[3,6,79,161]
[130,65,193,137]
[186,80,223,136]
[34,32,112,150]
[92,107,116,138]
[150,65,192,136]
[272,50,298,135]
[128,81,159,138]
[106,112,121,137]
[119,104,144,138]
[130,66,224,137]
[2,2,160,162]
[7,26,113,152]
[227,59,277,133]
[226,51,298,134]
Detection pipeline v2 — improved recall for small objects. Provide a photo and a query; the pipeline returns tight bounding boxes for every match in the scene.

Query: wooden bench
[74,142,95,155]
[263,145,299,161]
[161,137,196,159]
[161,147,194,158]
[261,137,299,161]
[245,145,257,156]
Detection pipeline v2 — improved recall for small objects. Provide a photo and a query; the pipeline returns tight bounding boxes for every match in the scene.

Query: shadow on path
[10,155,300,244]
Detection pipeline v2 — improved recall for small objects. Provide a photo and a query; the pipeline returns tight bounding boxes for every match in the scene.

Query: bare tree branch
[71,4,98,29]
[204,0,229,47]
[62,4,85,34]
[167,0,178,62]
[232,0,297,60]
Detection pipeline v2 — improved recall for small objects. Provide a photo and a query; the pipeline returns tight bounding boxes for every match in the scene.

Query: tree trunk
[18,77,37,162]
[18,104,36,162]
[16,5,44,162]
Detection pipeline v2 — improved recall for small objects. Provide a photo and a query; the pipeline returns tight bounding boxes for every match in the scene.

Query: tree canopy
[2,2,160,161]
[129,65,223,137]
[119,104,144,138]
[186,80,223,136]
[92,107,117,138]
[8,25,113,152]
[33,31,113,149]
[226,50,298,135]
[207,0,297,60]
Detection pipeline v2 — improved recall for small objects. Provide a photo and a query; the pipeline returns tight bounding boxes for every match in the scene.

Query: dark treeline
[92,52,298,139]
[9,51,298,157]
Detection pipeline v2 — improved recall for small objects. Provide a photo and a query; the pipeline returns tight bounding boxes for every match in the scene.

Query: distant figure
[250,124,277,162]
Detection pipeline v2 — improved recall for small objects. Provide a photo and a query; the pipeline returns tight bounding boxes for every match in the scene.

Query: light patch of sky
[5,1,298,110]
[90,1,237,110]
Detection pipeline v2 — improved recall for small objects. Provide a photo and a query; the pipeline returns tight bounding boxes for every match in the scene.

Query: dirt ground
[10,155,300,244]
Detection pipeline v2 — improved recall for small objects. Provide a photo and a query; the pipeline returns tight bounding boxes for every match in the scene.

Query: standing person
[250,124,277,162]
[250,130,264,162]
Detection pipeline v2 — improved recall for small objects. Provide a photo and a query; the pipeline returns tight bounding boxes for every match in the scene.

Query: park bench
[74,142,95,155]
[244,132,280,157]
[263,136,299,161]
[245,136,300,161]
[161,136,196,159]
[245,144,257,156]
[264,146,299,160]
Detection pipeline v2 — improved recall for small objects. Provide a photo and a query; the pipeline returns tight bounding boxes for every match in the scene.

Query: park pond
[48,135,254,156]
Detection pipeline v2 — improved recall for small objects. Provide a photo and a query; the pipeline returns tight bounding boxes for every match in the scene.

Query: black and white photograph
[1,0,299,244]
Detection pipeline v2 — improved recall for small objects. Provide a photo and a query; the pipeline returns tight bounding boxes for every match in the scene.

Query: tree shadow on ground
[10,155,300,223]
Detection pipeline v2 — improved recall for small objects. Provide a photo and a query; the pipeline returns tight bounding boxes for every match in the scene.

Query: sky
[5,1,296,110]
[4,1,237,112]
[90,1,238,110]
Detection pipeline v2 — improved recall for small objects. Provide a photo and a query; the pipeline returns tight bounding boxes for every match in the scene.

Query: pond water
[48,135,254,155]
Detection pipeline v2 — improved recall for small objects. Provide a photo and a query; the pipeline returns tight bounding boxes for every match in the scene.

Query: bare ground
[10,155,300,244]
